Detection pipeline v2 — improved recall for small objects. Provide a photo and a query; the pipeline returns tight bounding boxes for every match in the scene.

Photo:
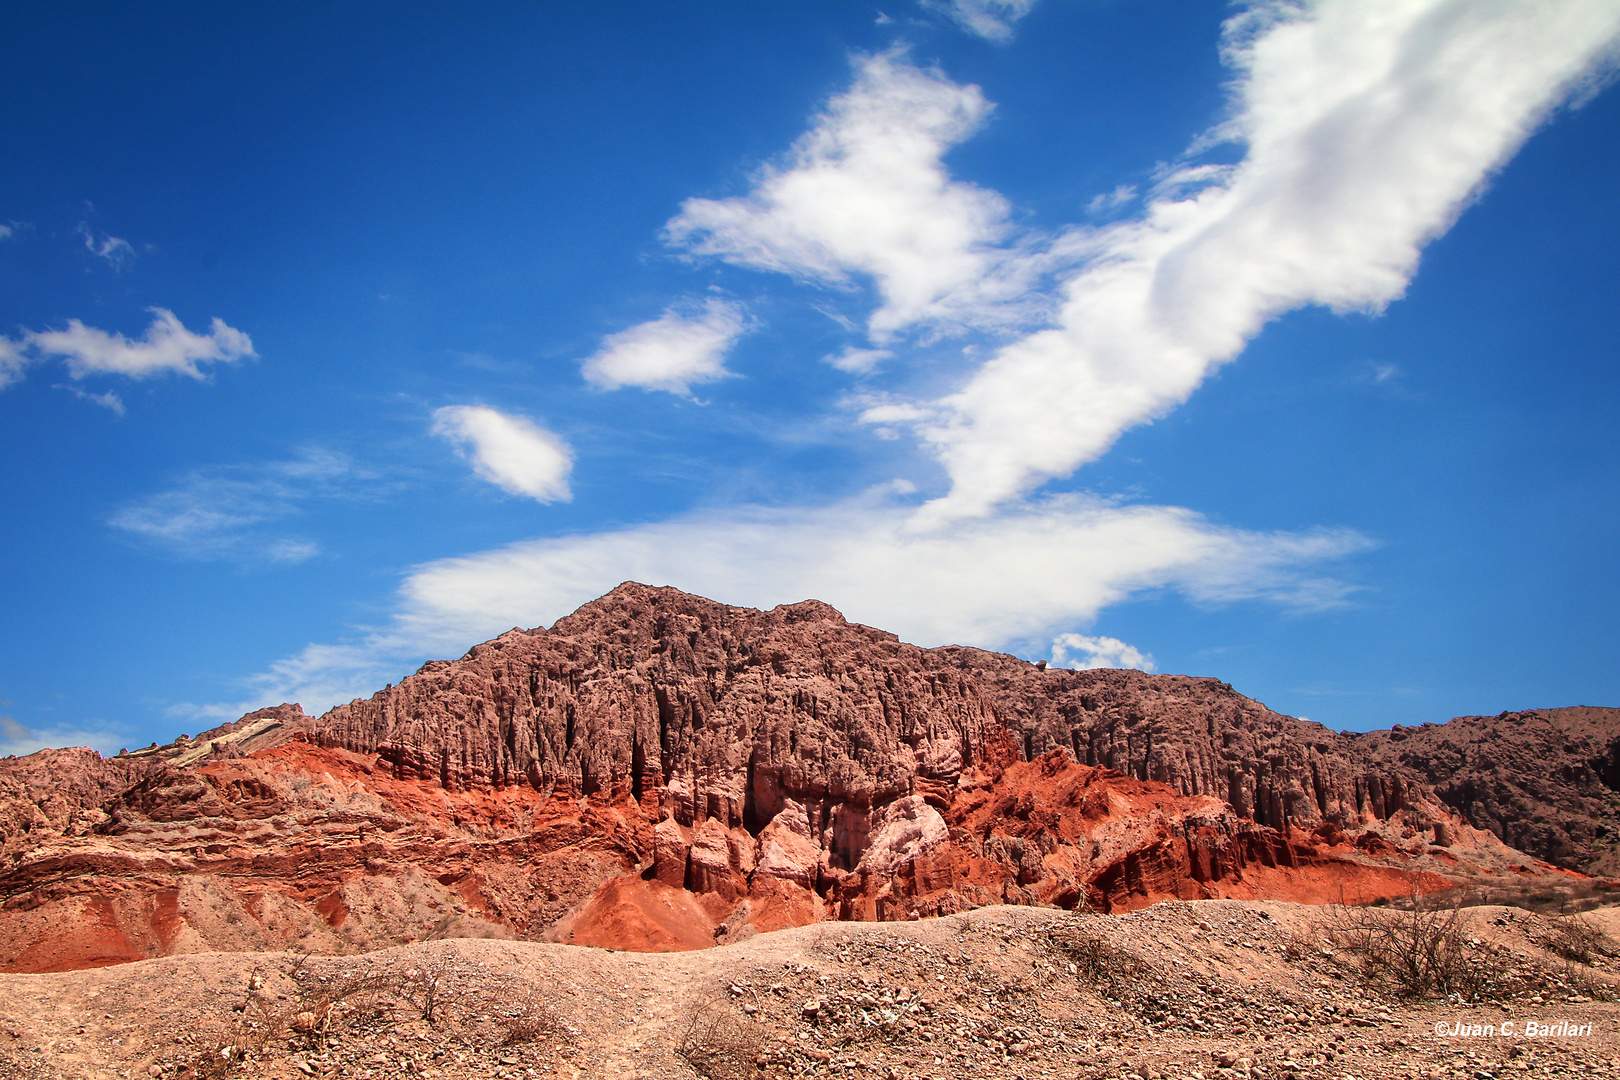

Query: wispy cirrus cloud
[581,298,747,394]
[75,220,136,271]
[110,449,363,563]
[431,405,573,502]
[920,0,1036,43]
[0,335,27,390]
[62,385,127,414]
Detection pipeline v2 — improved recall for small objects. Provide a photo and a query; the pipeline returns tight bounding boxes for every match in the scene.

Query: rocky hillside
[0,584,1595,973]
[1359,707,1620,874]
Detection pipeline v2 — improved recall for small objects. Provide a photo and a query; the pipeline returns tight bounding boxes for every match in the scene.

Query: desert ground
[2,899,1617,1080]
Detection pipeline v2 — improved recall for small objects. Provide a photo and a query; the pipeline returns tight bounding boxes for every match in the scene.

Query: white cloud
[826,346,892,374]
[0,223,12,241]
[431,405,573,502]
[28,308,255,381]
[1049,632,1154,672]
[580,298,747,394]
[1086,184,1138,216]
[920,0,1036,43]
[76,221,136,270]
[62,385,126,414]
[0,336,27,390]
[204,1,1620,722]
[237,492,1371,714]
[1,714,130,757]
[665,52,1066,341]
[110,449,357,562]
[890,0,1620,523]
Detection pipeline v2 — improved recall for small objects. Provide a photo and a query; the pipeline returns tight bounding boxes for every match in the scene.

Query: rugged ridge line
[0,583,1593,972]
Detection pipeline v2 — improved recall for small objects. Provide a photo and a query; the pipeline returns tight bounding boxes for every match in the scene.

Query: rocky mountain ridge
[0,583,1606,973]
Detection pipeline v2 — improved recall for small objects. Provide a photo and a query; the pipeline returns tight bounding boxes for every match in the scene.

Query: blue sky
[3,0,1619,755]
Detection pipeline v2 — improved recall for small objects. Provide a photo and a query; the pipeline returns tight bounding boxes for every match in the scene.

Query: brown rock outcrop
[0,583,1581,972]
[1358,707,1620,874]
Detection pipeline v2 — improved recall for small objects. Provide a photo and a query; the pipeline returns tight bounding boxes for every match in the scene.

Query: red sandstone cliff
[0,584,1581,972]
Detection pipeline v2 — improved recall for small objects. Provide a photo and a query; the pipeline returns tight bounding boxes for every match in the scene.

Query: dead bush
[674,996,764,1080]
[1322,902,1507,1001]
[271,952,567,1052]
[1545,914,1611,965]
[497,1006,565,1047]
[1043,918,1153,997]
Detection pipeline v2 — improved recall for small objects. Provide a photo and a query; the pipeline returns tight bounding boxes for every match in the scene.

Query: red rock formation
[0,584,1578,973]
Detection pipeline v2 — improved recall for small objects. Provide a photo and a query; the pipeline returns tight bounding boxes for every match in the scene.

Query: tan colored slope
[2,901,1618,1080]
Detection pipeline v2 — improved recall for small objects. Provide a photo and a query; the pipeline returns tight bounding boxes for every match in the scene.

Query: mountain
[0,583,1600,973]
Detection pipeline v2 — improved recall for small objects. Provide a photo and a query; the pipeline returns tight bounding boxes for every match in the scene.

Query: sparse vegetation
[1322,901,1508,1001]
[674,994,764,1080]
[1546,913,1611,965]
[1043,916,1155,997]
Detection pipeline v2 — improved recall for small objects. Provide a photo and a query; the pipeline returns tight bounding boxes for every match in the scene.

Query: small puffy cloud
[581,299,746,394]
[1049,632,1154,672]
[28,308,255,381]
[76,221,136,270]
[826,346,892,374]
[920,0,1036,43]
[665,52,1064,341]
[432,405,573,503]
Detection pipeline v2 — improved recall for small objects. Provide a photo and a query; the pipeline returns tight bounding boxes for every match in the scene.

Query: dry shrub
[675,996,764,1080]
[1043,918,1153,997]
[1545,914,1611,965]
[273,953,566,1051]
[1323,902,1507,1001]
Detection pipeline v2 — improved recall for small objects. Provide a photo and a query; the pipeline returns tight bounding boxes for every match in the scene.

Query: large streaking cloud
[901,0,1620,522]
[665,53,1064,341]
[581,298,747,394]
[669,3,1620,524]
[27,308,255,381]
[432,405,573,502]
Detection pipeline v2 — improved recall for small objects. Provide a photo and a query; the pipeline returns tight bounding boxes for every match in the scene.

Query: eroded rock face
[1357,708,1620,874]
[0,583,1578,971]
[948,659,1434,833]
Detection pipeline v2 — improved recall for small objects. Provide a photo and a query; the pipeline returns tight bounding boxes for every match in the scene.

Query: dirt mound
[2,901,1617,1080]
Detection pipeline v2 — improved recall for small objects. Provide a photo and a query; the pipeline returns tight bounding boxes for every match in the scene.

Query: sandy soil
[2,900,1617,1080]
